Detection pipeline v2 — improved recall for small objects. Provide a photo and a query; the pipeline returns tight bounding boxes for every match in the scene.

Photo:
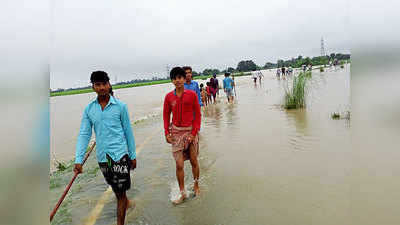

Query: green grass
[284,71,311,109]
[50,72,252,97]
[331,111,350,120]
[51,199,72,224]
[340,60,345,68]
[233,72,252,77]
[320,67,324,72]
[50,79,172,97]
[331,112,341,119]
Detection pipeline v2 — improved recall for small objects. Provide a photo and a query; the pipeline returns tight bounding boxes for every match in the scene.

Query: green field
[50,72,251,97]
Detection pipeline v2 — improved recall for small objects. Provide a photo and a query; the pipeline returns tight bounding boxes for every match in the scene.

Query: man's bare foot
[172,192,187,205]
[194,182,200,196]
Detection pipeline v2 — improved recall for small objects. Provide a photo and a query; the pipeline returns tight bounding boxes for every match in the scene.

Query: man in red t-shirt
[163,67,201,204]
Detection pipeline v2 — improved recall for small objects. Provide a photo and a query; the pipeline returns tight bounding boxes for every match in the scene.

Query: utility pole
[166,65,170,78]
[321,36,326,57]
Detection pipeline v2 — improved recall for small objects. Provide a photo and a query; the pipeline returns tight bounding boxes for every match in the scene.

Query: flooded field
[50,65,350,224]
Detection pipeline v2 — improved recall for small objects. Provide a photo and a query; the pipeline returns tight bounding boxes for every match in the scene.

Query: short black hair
[200,83,204,88]
[90,71,110,83]
[170,67,186,80]
[225,72,230,76]
[182,66,192,72]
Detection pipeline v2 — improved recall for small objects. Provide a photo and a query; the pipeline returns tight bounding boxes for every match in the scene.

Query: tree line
[197,52,350,75]
[51,53,350,92]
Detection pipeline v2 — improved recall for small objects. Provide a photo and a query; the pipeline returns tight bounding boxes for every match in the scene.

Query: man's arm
[191,93,201,136]
[163,94,171,136]
[195,83,203,106]
[163,94,173,143]
[121,104,136,160]
[74,107,93,173]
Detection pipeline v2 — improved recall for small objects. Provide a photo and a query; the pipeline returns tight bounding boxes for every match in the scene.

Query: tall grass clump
[320,67,324,72]
[284,71,310,109]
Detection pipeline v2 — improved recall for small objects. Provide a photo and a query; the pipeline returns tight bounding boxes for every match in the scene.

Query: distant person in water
[200,83,208,106]
[183,66,203,107]
[206,82,212,104]
[281,67,286,77]
[209,77,216,103]
[276,68,281,78]
[74,71,136,225]
[288,67,293,75]
[163,67,201,205]
[223,72,235,103]
[252,71,257,84]
[257,71,264,84]
[212,74,219,97]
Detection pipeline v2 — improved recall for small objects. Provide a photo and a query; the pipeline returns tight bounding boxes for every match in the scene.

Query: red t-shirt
[206,86,211,95]
[163,89,201,136]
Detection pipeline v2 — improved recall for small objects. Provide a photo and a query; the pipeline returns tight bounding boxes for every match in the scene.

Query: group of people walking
[276,67,294,78]
[199,72,235,105]
[72,66,235,225]
[199,74,219,106]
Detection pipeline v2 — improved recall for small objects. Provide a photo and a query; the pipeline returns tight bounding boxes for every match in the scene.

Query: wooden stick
[50,142,96,222]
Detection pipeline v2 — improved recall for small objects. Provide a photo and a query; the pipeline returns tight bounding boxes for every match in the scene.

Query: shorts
[98,154,131,193]
[226,88,233,98]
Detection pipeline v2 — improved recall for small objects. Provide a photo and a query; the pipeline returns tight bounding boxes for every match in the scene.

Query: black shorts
[99,154,131,193]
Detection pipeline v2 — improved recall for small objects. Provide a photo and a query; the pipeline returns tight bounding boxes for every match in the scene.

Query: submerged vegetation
[331,112,341,119]
[331,111,350,120]
[340,60,345,68]
[284,71,311,109]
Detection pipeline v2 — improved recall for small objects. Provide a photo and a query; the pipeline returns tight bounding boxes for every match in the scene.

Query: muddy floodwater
[50,65,350,225]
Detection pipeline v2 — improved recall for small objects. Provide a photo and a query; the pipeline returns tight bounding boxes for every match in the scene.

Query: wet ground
[50,65,350,225]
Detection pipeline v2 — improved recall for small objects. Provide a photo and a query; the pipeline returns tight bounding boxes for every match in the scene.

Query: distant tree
[227,67,235,73]
[304,57,312,65]
[277,59,285,68]
[212,69,220,75]
[237,60,258,72]
[263,62,276,69]
[203,68,220,75]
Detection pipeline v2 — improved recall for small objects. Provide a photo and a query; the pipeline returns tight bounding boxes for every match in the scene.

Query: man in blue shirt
[223,72,235,103]
[182,66,203,107]
[73,71,136,225]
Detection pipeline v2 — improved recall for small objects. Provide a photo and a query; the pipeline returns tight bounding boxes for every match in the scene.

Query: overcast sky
[50,0,350,89]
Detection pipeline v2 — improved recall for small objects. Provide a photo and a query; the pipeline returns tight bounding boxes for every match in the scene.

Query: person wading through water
[74,71,137,225]
[210,74,218,103]
[223,72,235,103]
[183,66,203,107]
[163,67,201,205]
[212,74,219,97]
